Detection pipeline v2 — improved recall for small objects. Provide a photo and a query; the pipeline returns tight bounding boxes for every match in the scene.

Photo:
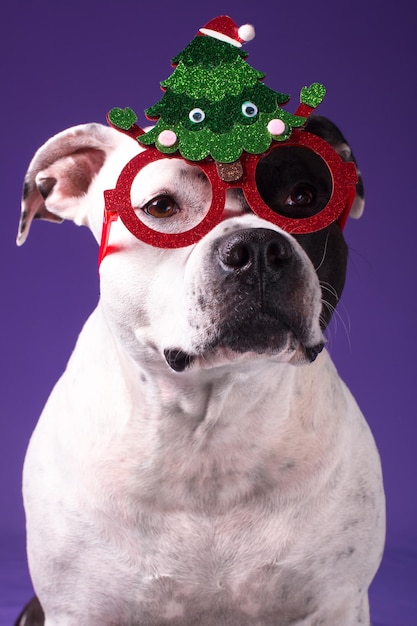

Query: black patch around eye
[255,146,332,219]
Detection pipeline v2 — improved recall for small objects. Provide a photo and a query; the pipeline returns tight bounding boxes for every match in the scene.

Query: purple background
[1,1,416,624]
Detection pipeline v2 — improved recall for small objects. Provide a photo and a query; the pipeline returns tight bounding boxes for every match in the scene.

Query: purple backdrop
[1,1,416,624]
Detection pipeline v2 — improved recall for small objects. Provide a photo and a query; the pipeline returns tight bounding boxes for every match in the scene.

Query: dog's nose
[217,228,293,275]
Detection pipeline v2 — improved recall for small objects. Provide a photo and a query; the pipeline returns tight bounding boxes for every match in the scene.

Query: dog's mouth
[164,327,325,373]
[164,349,195,373]
[164,343,325,373]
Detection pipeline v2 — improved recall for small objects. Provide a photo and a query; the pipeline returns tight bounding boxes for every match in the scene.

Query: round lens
[130,158,213,235]
[255,146,332,219]
[104,149,225,248]
[241,130,357,234]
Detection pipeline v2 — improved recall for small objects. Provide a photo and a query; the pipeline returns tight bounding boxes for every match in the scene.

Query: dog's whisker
[322,298,352,352]
[314,230,331,273]
[320,281,339,300]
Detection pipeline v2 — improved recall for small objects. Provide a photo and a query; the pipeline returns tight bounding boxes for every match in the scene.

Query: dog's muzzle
[164,228,325,372]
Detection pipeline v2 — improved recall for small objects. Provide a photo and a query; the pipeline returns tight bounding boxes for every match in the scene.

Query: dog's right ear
[304,115,365,220]
[17,123,129,246]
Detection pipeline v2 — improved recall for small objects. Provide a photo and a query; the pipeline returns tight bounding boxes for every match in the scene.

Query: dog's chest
[75,403,340,623]
[84,501,322,625]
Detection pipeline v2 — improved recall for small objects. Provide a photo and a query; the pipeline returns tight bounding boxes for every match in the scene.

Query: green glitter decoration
[145,83,291,134]
[138,34,306,163]
[162,58,264,102]
[108,107,137,130]
[171,35,248,68]
[300,83,326,108]
[108,25,326,164]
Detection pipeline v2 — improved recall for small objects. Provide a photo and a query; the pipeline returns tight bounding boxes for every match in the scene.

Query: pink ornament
[158,130,177,147]
[267,119,286,136]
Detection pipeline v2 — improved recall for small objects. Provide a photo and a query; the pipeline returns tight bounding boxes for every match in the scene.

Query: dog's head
[18,117,364,373]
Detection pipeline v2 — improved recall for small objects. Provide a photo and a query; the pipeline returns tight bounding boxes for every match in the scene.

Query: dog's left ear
[304,115,364,220]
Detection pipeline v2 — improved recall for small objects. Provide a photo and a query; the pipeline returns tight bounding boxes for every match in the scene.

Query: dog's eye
[189,108,206,124]
[143,196,179,219]
[242,101,258,118]
[285,183,316,207]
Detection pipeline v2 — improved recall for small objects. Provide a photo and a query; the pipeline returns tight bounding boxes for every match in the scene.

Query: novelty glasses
[99,129,357,265]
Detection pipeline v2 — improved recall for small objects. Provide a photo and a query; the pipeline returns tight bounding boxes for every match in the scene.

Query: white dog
[16,117,385,626]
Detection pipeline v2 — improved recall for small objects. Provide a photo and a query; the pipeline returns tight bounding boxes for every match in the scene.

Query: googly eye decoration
[189,108,206,123]
[242,101,258,118]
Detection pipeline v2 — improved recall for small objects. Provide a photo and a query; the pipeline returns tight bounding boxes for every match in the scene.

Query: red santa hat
[199,15,255,48]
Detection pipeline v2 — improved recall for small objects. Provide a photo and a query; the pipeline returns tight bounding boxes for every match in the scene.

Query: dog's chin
[163,335,325,373]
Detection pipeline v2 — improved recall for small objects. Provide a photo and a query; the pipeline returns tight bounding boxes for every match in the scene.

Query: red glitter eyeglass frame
[99,129,357,265]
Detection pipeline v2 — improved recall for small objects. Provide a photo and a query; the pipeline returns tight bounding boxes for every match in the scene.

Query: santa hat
[199,15,255,48]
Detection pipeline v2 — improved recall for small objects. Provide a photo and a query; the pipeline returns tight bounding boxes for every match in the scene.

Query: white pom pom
[238,24,255,42]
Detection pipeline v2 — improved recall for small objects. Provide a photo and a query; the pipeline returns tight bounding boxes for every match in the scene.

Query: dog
[16,115,385,625]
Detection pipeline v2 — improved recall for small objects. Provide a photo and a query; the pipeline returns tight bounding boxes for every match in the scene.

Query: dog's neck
[80,304,333,430]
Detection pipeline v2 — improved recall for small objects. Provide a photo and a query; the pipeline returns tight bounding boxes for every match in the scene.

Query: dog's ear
[17,123,128,245]
[304,115,364,220]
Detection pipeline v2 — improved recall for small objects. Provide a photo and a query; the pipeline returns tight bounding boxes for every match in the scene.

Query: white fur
[20,124,385,625]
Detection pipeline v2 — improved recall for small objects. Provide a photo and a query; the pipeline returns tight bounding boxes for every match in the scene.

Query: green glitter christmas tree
[108,16,326,181]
